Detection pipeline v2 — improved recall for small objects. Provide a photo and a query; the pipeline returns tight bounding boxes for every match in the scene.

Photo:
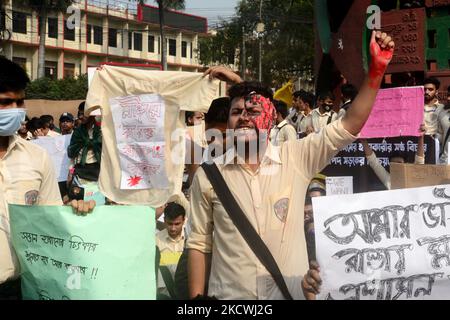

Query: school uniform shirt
[337,100,352,119]
[0,136,62,284]
[305,108,338,133]
[269,120,297,146]
[46,130,61,137]
[423,101,444,136]
[156,228,185,293]
[85,66,220,206]
[187,119,357,300]
[437,106,450,164]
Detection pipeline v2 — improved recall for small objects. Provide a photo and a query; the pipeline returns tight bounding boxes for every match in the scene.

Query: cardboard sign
[390,163,450,189]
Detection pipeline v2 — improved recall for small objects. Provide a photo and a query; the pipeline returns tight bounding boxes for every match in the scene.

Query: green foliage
[26,74,88,100]
[18,0,74,12]
[199,0,314,87]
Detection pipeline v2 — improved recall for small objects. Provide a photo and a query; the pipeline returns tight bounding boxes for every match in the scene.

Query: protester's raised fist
[370,31,395,70]
[203,66,242,84]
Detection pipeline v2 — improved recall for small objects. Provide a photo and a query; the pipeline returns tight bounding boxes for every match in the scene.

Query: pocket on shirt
[6,180,41,205]
[269,186,292,230]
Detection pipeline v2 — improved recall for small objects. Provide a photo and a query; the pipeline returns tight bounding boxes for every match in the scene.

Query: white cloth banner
[110,94,168,190]
[32,134,72,182]
[313,184,450,300]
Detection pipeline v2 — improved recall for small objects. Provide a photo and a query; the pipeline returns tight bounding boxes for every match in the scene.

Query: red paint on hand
[368,31,394,89]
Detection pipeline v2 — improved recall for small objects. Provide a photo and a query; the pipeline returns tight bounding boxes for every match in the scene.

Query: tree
[143,0,185,70]
[199,0,314,87]
[19,0,74,79]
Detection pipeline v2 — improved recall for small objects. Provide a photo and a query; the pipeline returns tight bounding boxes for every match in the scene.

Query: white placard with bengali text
[313,184,450,300]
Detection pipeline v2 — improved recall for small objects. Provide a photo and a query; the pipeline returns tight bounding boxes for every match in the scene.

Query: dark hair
[273,99,288,119]
[205,97,230,124]
[304,196,312,206]
[299,91,315,108]
[341,84,358,101]
[40,114,54,125]
[447,85,450,93]
[308,187,326,197]
[423,77,440,90]
[228,81,273,102]
[78,101,85,111]
[26,117,44,132]
[293,90,306,99]
[388,151,407,163]
[0,56,30,93]
[164,202,186,220]
[185,111,195,125]
[318,91,335,101]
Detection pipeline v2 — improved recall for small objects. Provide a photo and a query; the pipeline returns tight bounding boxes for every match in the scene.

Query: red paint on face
[244,93,276,136]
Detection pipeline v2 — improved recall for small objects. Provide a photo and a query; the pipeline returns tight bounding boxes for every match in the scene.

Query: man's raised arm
[342,31,395,135]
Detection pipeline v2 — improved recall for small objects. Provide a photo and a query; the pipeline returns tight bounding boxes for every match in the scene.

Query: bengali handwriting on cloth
[110,94,169,190]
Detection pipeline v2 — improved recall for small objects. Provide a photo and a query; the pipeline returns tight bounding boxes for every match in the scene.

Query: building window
[12,57,27,73]
[128,31,132,50]
[148,35,155,52]
[169,39,176,56]
[93,26,102,45]
[428,30,437,48]
[13,11,27,34]
[87,24,92,43]
[158,37,160,54]
[427,60,437,71]
[182,41,187,58]
[108,28,117,48]
[64,63,75,78]
[64,20,75,41]
[45,61,58,80]
[48,17,58,39]
[190,42,193,59]
[134,32,142,51]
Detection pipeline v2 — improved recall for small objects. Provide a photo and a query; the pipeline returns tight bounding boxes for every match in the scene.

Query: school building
[0,0,208,80]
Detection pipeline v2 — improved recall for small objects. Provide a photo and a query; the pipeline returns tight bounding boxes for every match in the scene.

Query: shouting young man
[187,31,395,300]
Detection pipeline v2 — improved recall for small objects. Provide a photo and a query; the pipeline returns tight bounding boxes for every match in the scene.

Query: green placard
[9,204,156,300]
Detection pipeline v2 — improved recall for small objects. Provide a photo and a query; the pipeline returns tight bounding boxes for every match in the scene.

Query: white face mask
[0,108,26,136]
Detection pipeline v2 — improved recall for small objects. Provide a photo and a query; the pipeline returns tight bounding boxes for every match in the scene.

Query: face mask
[323,104,333,112]
[0,108,26,136]
[94,116,102,123]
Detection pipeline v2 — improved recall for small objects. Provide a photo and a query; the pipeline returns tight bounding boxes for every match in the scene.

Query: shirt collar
[313,108,332,116]
[222,141,282,167]
[165,229,185,243]
[425,100,442,108]
[3,135,21,158]
[276,119,289,129]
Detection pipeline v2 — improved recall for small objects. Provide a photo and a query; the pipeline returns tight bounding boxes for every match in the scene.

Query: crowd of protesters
[1,29,450,301]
